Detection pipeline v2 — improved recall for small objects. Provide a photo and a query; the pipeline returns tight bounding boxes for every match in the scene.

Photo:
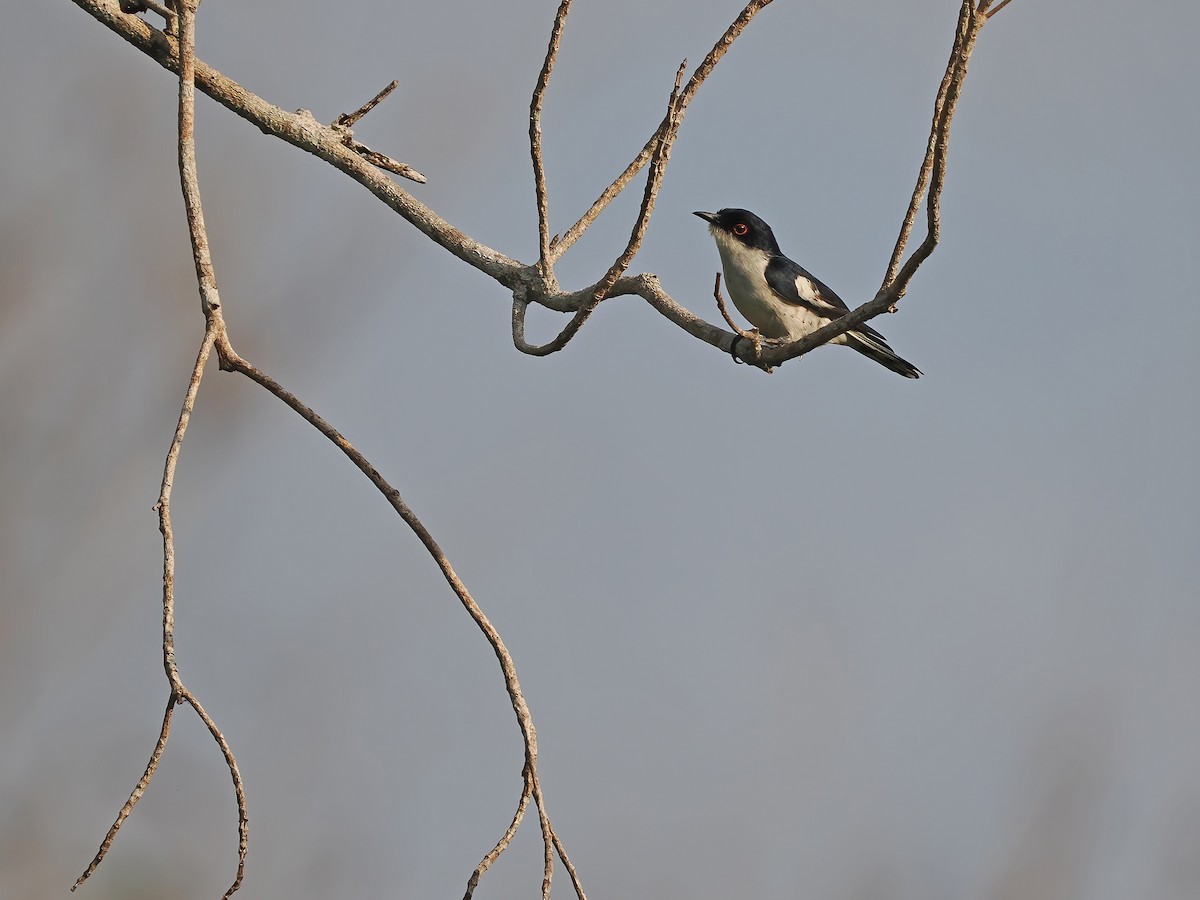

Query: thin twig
[887,2,981,299]
[530,0,573,282]
[119,0,174,25]
[334,79,399,128]
[179,687,248,900]
[529,765,557,900]
[74,4,249,895]
[756,1,988,367]
[72,697,178,891]
[513,61,688,356]
[713,273,747,339]
[552,826,587,900]
[331,81,427,183]
[881,2,969,289]
[73,323,250,896]
[713,272,771,371]
[340,138,427,183]
[464,776,534,900]
[171,4,249,895]
[175,4,219,317]
[157,332,218,699]
[548,0,773,263]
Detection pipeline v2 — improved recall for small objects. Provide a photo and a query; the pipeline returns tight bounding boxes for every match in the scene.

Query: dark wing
[764,255,849,316]
[763,254,891,343]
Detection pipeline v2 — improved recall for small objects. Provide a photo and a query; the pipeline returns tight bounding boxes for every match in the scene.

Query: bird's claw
[729,336,745,365]
[730,330,773,373]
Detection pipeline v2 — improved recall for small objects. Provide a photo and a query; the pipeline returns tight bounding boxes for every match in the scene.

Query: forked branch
[74,4,247,897]
[66,0,780,358]
[333,80,428,183]
[73,2,585,897]
[547,0,774,263]
[513,61,688,357]
[747,0,999,368]
[72,0,1012,890]
[69,0,1011,374]
[213,336,586,900]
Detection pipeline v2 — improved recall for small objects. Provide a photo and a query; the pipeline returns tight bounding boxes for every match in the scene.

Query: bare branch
[68,0,1011,894]
[334,79,399,128]
[169,4,250,894]
[755,1,989,368]
[212,336,583,899]
[74,5,249,895]
[68,0,518,283]
[339,137,427,183]
[548,0,774,263]
[713,274,738,335]
[886,1,982,300]
[177,686,248,900]
[74,6,590,894]
[530,766,557,900]
[713,272,772,371]
[66,0,794,365]
[530,0,574,282]
[174,1,219,319]
[552,826,587,900]
[119,0,173,25]
[72,697,177,891]
[68,0,1006,378]
[73,323,249,896]
[978,0,1019,17]
[157,330,214,701]
[464,776,534,900]
[881,2,970,289]
[332,81,427,183]
[513,62,687,356]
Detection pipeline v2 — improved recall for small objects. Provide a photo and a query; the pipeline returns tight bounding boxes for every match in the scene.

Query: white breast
[712,231,840,342]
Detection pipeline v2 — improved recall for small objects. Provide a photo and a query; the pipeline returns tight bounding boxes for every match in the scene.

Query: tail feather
[845,331,922,379]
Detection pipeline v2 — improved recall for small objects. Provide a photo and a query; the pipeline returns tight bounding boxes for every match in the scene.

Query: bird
[694,208,921,378]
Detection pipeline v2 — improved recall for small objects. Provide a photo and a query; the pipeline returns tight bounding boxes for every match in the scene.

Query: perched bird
[694,208,921,378]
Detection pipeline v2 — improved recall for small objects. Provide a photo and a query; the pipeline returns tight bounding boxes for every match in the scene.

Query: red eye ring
[732,223,749,236]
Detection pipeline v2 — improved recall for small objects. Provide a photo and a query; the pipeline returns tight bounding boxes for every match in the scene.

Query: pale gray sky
[3,2,1198,899]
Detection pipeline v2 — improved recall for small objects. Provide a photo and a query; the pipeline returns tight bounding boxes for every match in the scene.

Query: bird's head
[693,208,781,255]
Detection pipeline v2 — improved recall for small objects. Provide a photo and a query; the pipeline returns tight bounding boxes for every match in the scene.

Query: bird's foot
[731,330,774,373]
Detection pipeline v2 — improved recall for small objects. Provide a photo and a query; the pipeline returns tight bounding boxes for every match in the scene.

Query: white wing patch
[794,275,820,302]
[795,275,839,311]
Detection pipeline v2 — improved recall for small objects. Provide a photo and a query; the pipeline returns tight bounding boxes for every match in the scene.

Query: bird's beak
[693,211,717,223]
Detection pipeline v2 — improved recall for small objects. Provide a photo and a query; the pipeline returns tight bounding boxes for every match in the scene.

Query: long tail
[844,329,922,379]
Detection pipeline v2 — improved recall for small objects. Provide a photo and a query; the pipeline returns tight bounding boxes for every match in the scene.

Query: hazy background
[3,1,1198,898]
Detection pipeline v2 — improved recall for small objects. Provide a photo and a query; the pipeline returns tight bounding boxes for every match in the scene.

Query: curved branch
[69,0,1005,377]
[513,62,688,356]
[882,4,967,289]
[72,697,178,890]
[464,775,533,900]
[69,1,1009,896]
[754,0,988,368]
[66,0,779,368]
[548,0,774,263]
[887,2,982,298]
[213,336,584,899]
[530,0,574,282]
